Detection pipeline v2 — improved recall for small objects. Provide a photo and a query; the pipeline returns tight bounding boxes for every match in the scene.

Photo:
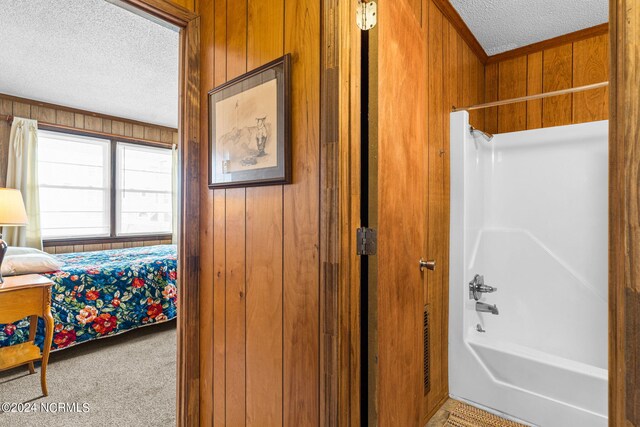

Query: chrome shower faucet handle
[469,274,498,301]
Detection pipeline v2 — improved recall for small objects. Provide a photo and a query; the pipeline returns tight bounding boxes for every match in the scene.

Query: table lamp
[0,188,28,284]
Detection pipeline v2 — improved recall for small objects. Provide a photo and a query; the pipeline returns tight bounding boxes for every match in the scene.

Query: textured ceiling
[450,0,609,56]
[0,0,179,128]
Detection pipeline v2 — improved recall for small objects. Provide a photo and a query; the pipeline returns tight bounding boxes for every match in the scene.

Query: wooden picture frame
[208,54,291,188]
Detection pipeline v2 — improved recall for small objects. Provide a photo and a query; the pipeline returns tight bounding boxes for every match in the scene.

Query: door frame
[336,0,363,425]
[608,0,640,424]
[119,2,200,426]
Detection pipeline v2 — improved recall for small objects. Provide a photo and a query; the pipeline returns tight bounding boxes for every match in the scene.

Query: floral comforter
[0,245,178,351]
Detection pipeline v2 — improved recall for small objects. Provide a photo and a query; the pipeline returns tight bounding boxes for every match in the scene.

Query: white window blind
[116,142,172,236]
[38,130,111,239]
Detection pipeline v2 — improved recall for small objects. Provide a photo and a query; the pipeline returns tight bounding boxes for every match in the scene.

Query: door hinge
[356,227,377,256]
[356,1,377,31]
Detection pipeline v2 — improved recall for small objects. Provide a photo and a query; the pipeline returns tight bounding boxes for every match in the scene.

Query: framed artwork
[208,54,291,188]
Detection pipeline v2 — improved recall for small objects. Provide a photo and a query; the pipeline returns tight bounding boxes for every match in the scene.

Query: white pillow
[6,247,42,256]
[1,248,63,276]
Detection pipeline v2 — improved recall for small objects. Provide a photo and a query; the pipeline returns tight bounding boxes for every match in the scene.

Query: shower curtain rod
[452,81,609,112]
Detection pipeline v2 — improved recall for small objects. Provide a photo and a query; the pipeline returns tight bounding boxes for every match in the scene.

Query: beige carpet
[445,401,529,427]
[0,320,176,427]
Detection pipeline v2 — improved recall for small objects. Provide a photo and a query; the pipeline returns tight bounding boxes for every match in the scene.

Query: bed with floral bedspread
[0,245,177,351]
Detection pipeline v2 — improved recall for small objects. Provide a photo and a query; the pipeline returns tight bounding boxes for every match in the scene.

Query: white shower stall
[449,111,608,426]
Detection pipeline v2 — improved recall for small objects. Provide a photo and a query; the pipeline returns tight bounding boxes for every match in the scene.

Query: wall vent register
[424,306,430,395]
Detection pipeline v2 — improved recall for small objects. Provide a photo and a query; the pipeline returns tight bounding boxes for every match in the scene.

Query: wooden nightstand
[0,274,54,396]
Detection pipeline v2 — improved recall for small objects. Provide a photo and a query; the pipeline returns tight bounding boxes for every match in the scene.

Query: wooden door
[371,0,429,425]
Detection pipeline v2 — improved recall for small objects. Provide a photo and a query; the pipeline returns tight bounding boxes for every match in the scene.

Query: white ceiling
[450,0,609,56]
[0,0,179,128]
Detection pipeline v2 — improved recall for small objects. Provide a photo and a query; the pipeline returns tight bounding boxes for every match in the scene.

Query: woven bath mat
[444,402,529,427]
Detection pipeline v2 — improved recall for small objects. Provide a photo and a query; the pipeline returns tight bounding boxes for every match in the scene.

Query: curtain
[3,117,42,249]
[171,143,178,245]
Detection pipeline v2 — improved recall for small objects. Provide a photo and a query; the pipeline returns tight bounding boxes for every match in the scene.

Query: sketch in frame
[208,54,291,188]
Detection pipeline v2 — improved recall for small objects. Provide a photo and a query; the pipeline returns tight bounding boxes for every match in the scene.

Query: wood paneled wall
[43,239,173,255]
[422,0,485,421]
[0,94,178,254]
[197,0,321,425]
[484,33,609,134]
[168,0,195,12]
[194,0,485,423]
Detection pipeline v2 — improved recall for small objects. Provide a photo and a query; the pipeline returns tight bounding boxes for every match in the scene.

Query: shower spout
[469,125,494,142]
[476,302,499,315]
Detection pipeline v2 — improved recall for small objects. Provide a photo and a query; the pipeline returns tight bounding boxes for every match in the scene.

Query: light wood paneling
[526,52,543,129]
[573,34,609,123]
[245,0,285,425]
[226,0,248,80]
[198,0,321,424]
[467,49,479,127]
[211,0,227,425]
[73,113,85,129]
[169,0,195,12]
[486,23,609,65]
[32,105,56,123]
[426,1,445,414]
[431,0,487,63]
[43,239,172,254]
[222,2,248,427]
[485,33,609,133]
[144,125,161,141]
[497,56,527,133]
[12,102,30,118]
[56,110,74,127]
[133,124,145,139]
[475,56,485,129]
[542,43,573,127]
[85,115,103,132]
[484,63,498,134]
[461,43,471,123]
[371,0,486,425]
[247,0,284,70]
[212,191,226,427]
[213,0,227,89]
[283,0,321,424]
[196,0,485,423]
[376,0,427,423]
[246,186,283,426]
[225,188,247,427]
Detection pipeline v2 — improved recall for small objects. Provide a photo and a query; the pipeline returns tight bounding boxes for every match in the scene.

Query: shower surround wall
[449,111,608,426]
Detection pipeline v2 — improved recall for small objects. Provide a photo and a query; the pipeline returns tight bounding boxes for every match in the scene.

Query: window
[38,130,111,239]
[116,143,173,235]
[37,129,173,241]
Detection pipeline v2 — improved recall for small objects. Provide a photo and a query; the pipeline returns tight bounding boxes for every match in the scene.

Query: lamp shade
[0,188,28,226]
